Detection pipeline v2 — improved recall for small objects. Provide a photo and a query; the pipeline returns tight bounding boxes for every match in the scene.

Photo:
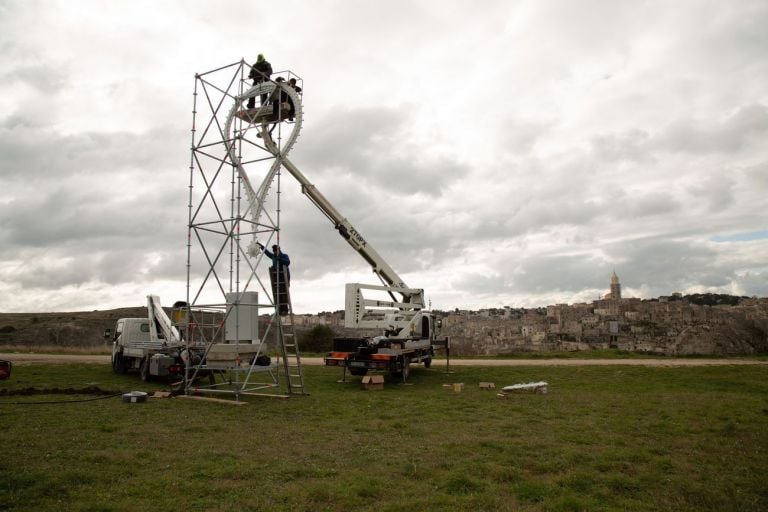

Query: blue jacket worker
[258,242,290,283]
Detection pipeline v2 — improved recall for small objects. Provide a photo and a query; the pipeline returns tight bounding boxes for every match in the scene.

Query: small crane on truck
[225,76,448,382]
[109,295,191,381]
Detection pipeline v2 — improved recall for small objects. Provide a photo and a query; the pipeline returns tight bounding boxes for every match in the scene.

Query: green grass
[0,344,112,355]
[461,349,768,360]
[2,363,768,511]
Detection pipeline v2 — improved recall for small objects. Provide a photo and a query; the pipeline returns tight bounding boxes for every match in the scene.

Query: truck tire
[140,356,151,382]
[349,367,368,376]
[423,356,432,368]
[113,353,128,374]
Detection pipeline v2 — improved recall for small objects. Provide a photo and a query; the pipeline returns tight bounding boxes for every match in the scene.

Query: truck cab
[114,318,152,345]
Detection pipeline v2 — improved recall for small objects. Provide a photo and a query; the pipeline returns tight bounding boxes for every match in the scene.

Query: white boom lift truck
[283,157,449,382]
[108,295,193,381]
[226,77,448,383]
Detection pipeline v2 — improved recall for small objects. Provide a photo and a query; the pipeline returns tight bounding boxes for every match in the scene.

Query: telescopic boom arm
[280,157,422,301]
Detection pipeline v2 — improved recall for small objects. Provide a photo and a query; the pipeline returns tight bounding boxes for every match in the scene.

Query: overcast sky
[1,0,767,313]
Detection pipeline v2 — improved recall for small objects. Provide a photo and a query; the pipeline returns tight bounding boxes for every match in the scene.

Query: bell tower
[610,271,621,300]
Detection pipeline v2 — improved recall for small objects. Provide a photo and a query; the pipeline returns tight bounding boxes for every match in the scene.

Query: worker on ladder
[257,242,291,315]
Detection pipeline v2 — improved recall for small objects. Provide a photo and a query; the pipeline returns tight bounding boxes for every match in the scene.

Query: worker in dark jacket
[247,54,273,109]
[287,78,301,121]
[257,242,291,315]
[274,76,288,118]
[261,243,290,282]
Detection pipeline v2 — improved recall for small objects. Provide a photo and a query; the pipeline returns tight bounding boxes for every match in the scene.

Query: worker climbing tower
[182,59,306,399]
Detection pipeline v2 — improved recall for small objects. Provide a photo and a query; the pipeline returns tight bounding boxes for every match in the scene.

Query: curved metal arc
[223,81,303,256]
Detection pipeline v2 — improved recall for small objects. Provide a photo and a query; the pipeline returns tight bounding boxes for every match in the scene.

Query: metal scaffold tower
[182,59,306,400]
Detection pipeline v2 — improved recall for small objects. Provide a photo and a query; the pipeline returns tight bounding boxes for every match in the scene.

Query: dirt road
[2,353,766,367]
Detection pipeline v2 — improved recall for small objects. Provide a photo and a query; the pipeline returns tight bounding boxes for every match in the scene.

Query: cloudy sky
[1,0,767,314]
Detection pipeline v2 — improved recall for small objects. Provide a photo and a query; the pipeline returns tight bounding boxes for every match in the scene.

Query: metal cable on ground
[0,390,125,405]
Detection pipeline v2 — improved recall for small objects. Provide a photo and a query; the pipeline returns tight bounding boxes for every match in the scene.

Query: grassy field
[1,362,767,511]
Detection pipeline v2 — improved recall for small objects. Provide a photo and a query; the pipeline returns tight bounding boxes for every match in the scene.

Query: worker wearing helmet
[247,54,273,109]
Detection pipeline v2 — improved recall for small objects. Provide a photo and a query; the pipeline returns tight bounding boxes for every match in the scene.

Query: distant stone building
[433,268,768,356]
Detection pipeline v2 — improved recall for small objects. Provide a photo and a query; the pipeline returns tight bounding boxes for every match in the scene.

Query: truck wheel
[113,353,128,374]
[399,357,411,383]
[423,356,432,369]
[140,356,151,382]
[349,368,368,376]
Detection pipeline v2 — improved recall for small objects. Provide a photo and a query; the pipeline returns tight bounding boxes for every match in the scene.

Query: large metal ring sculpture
[223,80,303,257]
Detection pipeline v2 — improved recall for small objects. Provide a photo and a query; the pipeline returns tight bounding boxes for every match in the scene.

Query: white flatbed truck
[108,295,193,381]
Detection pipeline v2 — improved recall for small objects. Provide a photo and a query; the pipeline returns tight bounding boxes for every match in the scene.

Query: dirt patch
[2,353,765,367]
[0,353,110,365]
[0,385,119,396]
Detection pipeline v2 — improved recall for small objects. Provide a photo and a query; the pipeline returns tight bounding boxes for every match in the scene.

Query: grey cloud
[697,273,731,288]
[511,255,607,294]
[605,238,727,294]
[737,270,768,297]
[590,130,653,163]
[295,107,404,168]
[293,106,467,197]
[465,172,679,242]
[654,104,768,154]
[686,174,735,212]
[500,119,554,154]
[452,272,510,297]
[506,237,746,301]
[618,192,681,219]
[0,64,66,91]
[687,2,768,73]
[743,162,768,188]
[11,245,190,291]
[14,250,140,289]
[0,121,186,180]
[0,183,184,250]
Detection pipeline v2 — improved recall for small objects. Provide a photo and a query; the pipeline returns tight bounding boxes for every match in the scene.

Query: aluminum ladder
[273,267,307,395]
